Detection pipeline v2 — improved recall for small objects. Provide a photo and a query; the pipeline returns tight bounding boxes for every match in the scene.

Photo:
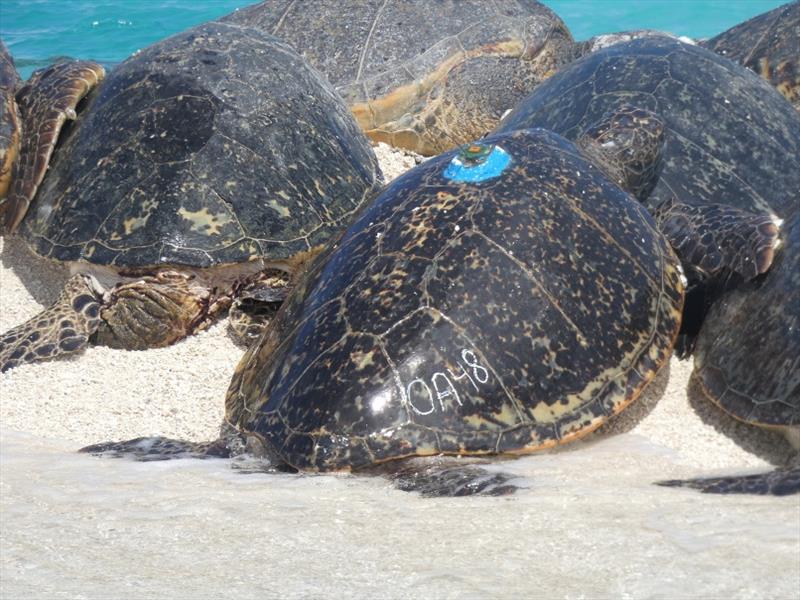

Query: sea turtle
[574,30,691,58]
[0,21,382,373]
[496,35,799,494]
[84,107,698,495]
[221,0,575,155]
[702,0,799,110]
[658,210,799,495]
[0,41,105,220]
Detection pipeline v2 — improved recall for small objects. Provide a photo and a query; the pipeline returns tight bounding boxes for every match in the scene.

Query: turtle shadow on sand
[0,235,70,308]
[686,376,795,467]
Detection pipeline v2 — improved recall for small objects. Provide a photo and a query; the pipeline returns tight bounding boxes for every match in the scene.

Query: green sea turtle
[496,35,799,494]
[83,107,702,495]
[0,21,382,373]
[657,210,799,495]
[221,0,575,155]
[0,41,105,221]
[702,1,799,110]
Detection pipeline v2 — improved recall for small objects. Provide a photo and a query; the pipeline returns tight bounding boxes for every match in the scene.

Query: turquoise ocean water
[0,0,789,79]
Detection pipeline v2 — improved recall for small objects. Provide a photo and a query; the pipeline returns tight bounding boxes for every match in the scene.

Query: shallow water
[1,1,798,597]
[2,430,798,599]
[0,0,789,78]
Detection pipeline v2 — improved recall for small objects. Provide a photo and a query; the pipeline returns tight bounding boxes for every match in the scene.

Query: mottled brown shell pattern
[226,128,684,471]
[223,0,575,154]
[20,22,382,269]
[702,1,799,110]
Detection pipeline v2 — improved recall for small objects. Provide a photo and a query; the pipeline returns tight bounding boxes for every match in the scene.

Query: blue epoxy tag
[443,143,511,183]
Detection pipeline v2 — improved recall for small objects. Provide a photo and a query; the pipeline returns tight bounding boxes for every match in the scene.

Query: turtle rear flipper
[0,274,101,372]
[3,60,104,232]
[656,465,800,496]
[655,198,781,283]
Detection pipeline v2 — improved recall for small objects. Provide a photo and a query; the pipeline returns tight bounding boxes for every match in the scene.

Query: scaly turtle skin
[497,36,798,494]
[0,41,21,199]
[83,115,688,495]
[222,0,574,155]
[702,1,799,110]
[0,41,104,219]
[0,21,382,372]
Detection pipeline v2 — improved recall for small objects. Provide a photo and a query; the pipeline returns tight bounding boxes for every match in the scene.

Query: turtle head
[577,105,665,202]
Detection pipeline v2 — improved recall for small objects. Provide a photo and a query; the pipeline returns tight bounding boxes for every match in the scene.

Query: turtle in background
[702,1,799,110]
[658,210,799,495]
[84,100,775,496]
[496,35,799,494]
[222,0,574,155]
[0,21,383,373]
[0,41,105,224]
[574,30,692,58]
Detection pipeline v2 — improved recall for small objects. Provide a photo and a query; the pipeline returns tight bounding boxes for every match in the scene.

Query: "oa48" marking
[404,349,490,416]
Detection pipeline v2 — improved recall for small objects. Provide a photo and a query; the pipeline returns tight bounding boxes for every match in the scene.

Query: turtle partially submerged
[702,1,799,110]
[0,41,105,222]
[496,35,799,494]
[222,0,575,155]
[0,21,382,373]
[84,107,699,495]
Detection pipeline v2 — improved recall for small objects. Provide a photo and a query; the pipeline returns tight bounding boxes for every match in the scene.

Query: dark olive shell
[693,210,800,426]
[702,1,799,109]
[497,36,800,221]
[496,36,800,426]
[225,128,684,472]
[223,0,574,154]
[21,21,382,268]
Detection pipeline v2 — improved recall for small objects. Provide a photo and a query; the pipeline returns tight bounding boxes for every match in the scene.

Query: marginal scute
[225,128,683,472]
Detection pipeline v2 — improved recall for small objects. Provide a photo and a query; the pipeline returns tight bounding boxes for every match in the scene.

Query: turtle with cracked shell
[83,106,735,496]
[221,0,575,155]
[0,40,105,222]
[497,35,799,495]
[702,0,799,110]
[0,21,382,373]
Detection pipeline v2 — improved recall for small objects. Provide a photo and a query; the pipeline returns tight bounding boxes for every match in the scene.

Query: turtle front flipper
[80,436,231,461]
[2,60,105,232]
[228,272,290,345]
[655,198,782,283]
[656,465,800,496]
[0,274,101,372]
[380,460,522,497]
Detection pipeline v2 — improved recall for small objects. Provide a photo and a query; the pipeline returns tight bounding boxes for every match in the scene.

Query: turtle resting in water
[84,104,738,496]
[0,40,105,223]
[497,35,798,494]
[221,0,575,155]
[702,0,799,110]
[0,21,382,373]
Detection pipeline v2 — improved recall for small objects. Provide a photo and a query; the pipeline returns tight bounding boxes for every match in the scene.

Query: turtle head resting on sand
[0,22,383,373]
